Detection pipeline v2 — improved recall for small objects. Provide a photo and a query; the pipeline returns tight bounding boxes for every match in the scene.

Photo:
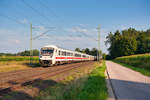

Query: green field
[114,53,150,76]
[0,56,39,72]
[0,56,39,61]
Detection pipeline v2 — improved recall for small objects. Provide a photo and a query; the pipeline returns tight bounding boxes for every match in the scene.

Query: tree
[119,36,137,56]
[33,49,39,56]
[75,48,81,52]
[105,28,150,59]
[17,49,39,56]
[85,48,90,54]
[136,32,150,53]
[90,48,98,56]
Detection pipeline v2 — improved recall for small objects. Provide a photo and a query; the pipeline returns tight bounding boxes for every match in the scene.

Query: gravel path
[106,61,150,100]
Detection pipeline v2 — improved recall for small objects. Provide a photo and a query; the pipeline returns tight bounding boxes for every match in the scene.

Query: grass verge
[35,61,108,100]
[113,60,150,77]
[76,61,108,100]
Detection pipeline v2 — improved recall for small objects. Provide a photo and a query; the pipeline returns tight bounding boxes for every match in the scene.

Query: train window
[62,51,66,56]
[66,52,70,56]
[70,53,73,56]
[59,51,61,55]
[75,53,81,57]
[83,55,86,58]
[66,52,73,56]
[75,53,77,57]
[41,48,54,56]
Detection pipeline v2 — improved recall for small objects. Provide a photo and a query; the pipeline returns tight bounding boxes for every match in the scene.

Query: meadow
[0,56,39,72]
[0,56,39,61]
[114,53,150,76]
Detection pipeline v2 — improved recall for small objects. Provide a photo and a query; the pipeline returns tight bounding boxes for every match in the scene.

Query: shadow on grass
[23,62,41,68]
[1,75,150,100]
[0,91,33,100]
[0,79,61,100]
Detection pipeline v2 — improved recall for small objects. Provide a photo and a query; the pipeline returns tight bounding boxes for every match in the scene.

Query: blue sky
[0,0,150,53]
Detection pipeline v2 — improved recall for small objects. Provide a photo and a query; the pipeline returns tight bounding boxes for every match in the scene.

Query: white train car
[39,45,95,66]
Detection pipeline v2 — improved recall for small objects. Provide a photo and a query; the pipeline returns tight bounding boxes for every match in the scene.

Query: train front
[39,47,54,66]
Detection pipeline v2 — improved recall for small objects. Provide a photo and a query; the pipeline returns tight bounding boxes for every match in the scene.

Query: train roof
[42,45,94,57]
[43,45,58,48]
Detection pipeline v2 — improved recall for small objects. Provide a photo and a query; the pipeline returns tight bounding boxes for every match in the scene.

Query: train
[39,45,96,66]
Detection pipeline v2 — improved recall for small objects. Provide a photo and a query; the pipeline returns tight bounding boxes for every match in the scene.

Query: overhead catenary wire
[32,30,51,40]
[38,0,67,30]
[21,0,52,25]
[0,3,45,27]
[78,31,98,41]
[38,0,59,18]
[0,14,28,27]
[23,0,74,42]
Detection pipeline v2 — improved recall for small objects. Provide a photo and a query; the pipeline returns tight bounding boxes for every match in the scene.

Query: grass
[35,61,108,100]
[0,60,40,72]
[76,61,108,100]
[0,56,39,61]
[113,53,150,77]
[0,56,40,72]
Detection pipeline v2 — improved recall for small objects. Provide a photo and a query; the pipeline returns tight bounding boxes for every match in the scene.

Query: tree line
[0,49,39,56]
[105,28,150,59]
[0,48,101,57]
[75,48,102,56]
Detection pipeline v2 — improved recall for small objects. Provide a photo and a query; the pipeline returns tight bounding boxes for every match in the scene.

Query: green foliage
[35,62,108,100]
[0,49,39,57]
[84,48,90,54]
[17,49,39,56]
[77,61,108,100]
[62,61,108,100]
[0,56,38,61]
[0,53,16,56]
[75,48,101,56]
[106,28,150,59]
[75,48,81,52]
[102,53,106,60]
[113,54,150,76]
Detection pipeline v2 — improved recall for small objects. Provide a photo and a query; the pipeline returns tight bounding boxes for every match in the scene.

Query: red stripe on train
[56,57,88,59]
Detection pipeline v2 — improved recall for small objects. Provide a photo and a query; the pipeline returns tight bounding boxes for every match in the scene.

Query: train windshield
[41,48,54,56]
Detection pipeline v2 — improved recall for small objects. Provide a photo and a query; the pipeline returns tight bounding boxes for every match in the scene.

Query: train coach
[39,45,95,66]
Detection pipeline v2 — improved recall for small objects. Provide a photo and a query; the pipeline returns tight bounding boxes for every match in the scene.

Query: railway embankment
[35,61,108,100]
[0,61,108,100]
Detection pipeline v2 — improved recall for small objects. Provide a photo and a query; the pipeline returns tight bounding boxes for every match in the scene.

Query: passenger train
[39,45,96,66]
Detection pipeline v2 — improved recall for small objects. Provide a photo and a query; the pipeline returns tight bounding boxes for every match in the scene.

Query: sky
[0,0,150,54]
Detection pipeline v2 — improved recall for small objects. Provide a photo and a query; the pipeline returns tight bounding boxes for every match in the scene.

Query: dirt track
[0,61,95,96]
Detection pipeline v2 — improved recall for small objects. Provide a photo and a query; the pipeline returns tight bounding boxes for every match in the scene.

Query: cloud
[15,40,20,44]
[19,19,29,25]
[68,26,97,34]
[0,25,109,54]
[65,25,110,53]
[9,39,21,44]
[0,28,29,53]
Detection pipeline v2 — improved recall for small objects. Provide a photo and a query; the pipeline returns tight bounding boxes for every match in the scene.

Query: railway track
[0,61,94,96]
